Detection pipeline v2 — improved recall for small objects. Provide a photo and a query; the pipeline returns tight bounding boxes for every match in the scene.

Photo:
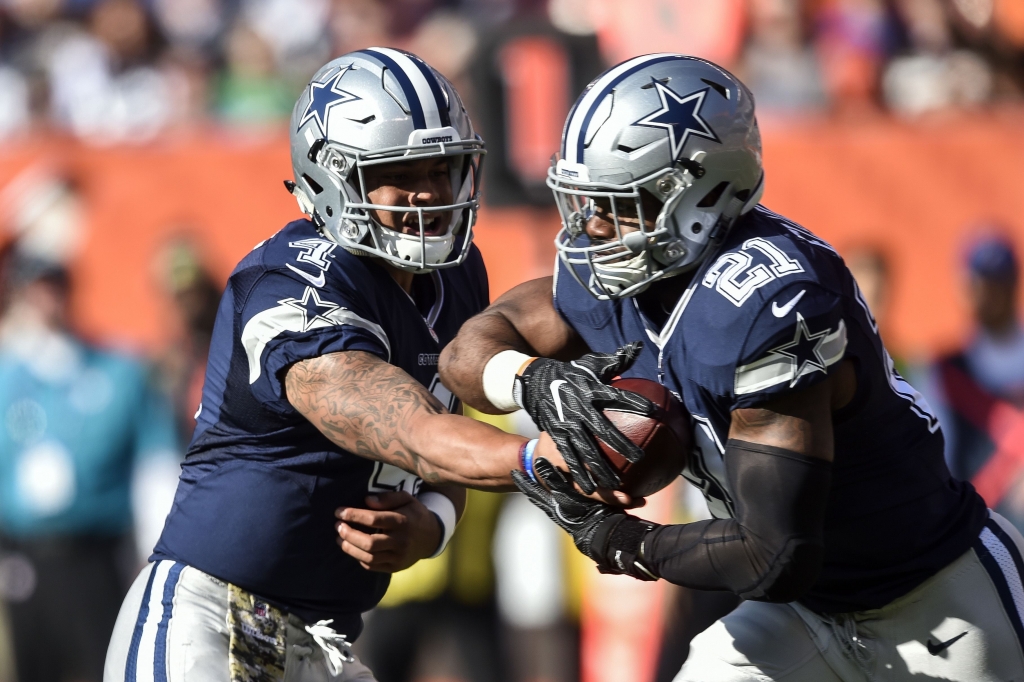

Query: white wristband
[418,491,458,558]
[482,350,533,412]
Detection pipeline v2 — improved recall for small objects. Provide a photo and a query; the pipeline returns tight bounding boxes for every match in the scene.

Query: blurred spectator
[470,6,604,205]
[405,9,479,95]
[491,408,580,682]
[213,17,294,125]
[845,244,905,366]
[151,0,230,57]
[242,0,329,84]
[1,0,1023,134]
[45,0,174,142]
[589,0,746,69]
[0,66,31,139]
[924,233,1024,530]
[813,0,892,115]
[493,492,578,682]
[152,236,222,444]
[0,249,179,682]
[159,45,215,127]
[742,0,828,114]
[328,0,395,55]
[883,0,995,116]
[358,488,507,682]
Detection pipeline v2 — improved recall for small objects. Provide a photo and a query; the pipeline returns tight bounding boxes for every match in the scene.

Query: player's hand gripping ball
[517,342,658,494]
[598,378,690,498]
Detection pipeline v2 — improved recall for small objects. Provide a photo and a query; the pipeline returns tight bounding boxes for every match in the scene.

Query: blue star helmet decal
[633,81,720,160]
[299,65,361,135]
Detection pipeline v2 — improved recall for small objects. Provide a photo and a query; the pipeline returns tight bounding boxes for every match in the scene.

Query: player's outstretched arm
[284,349,536,490]
[440,277,656,494]
[439,276,588,413]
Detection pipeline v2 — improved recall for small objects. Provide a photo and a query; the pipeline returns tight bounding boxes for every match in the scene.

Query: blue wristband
[519,438,540,483]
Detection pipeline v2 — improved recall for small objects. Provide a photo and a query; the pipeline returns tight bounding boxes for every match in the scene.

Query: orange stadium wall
[1,114,1023,359]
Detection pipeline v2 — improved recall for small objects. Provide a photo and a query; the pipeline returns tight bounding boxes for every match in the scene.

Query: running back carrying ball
[599,378,690,497]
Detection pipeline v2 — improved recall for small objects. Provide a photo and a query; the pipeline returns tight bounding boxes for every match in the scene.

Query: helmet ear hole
[303,174,324,195]
[697,181,729,208]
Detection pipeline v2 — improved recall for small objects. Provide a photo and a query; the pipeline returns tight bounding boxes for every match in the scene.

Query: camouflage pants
[104,561,377,682]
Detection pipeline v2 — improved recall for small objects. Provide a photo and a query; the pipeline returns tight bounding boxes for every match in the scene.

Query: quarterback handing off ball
[599,378,690,498]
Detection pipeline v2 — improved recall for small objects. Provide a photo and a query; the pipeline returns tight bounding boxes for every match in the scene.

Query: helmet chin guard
[550,54,764,299]
[289,48,485,273]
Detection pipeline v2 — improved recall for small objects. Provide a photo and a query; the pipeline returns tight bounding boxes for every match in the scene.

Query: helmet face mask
[551,54,764,300]
[290,49,485,273]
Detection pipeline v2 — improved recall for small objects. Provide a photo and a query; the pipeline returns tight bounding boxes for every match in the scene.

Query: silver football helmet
[550,54,764,299]
[289,48,485,272]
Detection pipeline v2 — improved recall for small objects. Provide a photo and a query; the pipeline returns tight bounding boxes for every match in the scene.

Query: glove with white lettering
[512,458,658,580]
[516,342,654,493]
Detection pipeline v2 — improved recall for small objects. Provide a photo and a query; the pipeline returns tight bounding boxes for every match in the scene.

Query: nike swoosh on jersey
[286,263,326,288]
[772,289,806,317]
[550,379,568,422]
[926,631,967,656]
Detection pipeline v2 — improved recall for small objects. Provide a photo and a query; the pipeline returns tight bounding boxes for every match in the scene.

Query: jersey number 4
[702,238,804,306]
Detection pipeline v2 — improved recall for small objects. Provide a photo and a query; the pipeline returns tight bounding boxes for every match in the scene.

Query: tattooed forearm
[285,351,447,482]
[284,351,525,489]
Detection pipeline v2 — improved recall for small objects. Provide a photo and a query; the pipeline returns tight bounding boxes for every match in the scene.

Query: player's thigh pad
[787,511,1024,682]
[105,560,231,682]
[674,599,843,682]
[856,511,1024,681]
[105,561,378,682]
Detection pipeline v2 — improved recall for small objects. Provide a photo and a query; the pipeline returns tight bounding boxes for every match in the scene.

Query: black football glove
[512,458,659,580]
[516,342,655,493]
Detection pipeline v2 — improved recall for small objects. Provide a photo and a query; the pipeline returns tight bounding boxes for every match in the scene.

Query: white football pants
[675,510,1024,682]
[104,561,377,682]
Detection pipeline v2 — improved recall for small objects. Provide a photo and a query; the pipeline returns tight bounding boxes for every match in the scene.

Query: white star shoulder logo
[279,286,340,332]
[771,313,830,386]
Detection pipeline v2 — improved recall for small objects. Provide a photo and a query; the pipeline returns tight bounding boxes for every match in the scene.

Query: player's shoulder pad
[683,210,848,405]
[231,219,379,311]
[698,209,840,307]
[731,279,846,401]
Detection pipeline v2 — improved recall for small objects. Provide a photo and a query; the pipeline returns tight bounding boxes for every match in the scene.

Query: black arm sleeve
[603,440,832,602]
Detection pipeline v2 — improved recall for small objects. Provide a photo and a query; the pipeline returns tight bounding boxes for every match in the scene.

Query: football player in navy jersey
[102,49,644,682]
[441,54,1024,681]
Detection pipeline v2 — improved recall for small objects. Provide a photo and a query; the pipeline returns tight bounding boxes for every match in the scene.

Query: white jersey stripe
[734,320,847,395]
[372,47,442,129]
[241,288,391,383]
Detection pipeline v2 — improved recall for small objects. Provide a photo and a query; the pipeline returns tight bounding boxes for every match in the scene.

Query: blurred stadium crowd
[1,0,1024,143]
[1,1,1024,682]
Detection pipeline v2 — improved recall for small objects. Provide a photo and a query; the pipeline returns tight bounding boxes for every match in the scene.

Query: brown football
[597,378,691,498]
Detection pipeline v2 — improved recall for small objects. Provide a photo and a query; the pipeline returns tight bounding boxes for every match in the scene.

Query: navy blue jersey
[152,219,488,637]
[554,205,987,613]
